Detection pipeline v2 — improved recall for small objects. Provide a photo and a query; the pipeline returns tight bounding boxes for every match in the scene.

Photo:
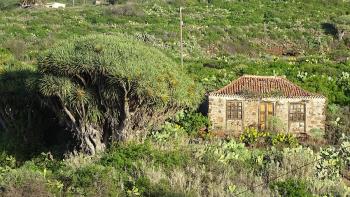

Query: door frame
[258,101,275,131]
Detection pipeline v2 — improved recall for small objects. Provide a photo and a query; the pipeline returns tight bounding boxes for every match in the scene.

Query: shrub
[267,133,299,148]
[202,60,226,69]
[174,111,209,136]
[60,164,122,196]
[333,15,350,40]
[3,39,27,61]
[0,152,16,169]
[270,179,312,197]
[239,127,269,146]
[151,122,188,144]
[99,142,152,171]
[205,139,250,164]
[266,116,286,133]
[106,2,144,17]
[127,177,186,197]
[0,0,17,10]
[0,168,52,197]
[309,128,325,140]
[248,149,283,183]
[30,153,64,173]
[281,146,316,178]
[325,104,350,144]
[100,142,188,170]
[316,146,342,180]
[340,135,350,167]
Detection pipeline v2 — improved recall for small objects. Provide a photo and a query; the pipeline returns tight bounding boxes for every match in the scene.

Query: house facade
[45,2,66,8]
[208,75,326,135]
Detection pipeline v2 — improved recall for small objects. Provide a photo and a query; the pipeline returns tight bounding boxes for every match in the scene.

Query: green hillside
[1,0,350,59]
[1,0,350,102]
[1,1,350,196]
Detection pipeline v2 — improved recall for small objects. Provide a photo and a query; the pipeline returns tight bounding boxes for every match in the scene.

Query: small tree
[19,0,45,7]
[333,15,350,41]
[37,35,203,154]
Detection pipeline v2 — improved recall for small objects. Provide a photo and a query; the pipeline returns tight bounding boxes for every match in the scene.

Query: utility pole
[72,0,75,6]
[180,7,184,69]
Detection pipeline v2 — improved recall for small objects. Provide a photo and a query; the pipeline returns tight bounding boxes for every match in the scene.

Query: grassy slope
[1,1,350,105]
[1,1,350,196]
[1,0,350,61]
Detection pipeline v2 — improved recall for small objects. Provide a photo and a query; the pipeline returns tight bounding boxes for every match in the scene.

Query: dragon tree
[37,35,202,155]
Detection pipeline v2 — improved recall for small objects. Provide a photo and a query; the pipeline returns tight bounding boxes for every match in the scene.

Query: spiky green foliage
[37,34,203,154]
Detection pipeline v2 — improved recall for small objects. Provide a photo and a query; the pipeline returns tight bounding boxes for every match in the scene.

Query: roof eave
[209,93,326,99]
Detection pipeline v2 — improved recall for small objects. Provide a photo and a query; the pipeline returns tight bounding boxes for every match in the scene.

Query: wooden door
[259,102,274,131]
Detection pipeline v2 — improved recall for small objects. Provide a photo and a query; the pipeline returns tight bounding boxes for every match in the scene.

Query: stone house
[208,75,326,135]
[45,2,66,9]
[94,0,102,5]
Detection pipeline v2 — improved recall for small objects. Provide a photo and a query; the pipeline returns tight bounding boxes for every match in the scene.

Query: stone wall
[243,100,259,128]
[305,98,326,132]
[208,95,326,135]
[208,96,226,130]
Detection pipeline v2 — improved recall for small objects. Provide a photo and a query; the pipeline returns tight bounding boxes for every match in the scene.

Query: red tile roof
[212,75,322,98]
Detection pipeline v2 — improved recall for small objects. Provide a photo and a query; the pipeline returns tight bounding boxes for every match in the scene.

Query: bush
[174,111,209,136]
[316,146,342,180]
[0,168,52,197]
[151,122,188,144]
[127,177,186,197]
[106,2,144,17]
[340,135,350,167]
[270,179,312,197]
[56,163,121,196]
[239,127,298,148]
[30,153,64,173]
[0,0,17,10]
[267,116,286,133]
[267,133,299,148]
[281,146,316,178]
[325,104,350,144]
[100,142,188,170]
[3,39,27,60]
[205,139,250,164]
[309,128,325,140]
[239,127,269,146]
[0,152,16,169]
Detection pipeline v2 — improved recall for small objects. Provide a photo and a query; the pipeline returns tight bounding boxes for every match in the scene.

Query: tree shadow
[0,69,73,161]
[321,23,338,38]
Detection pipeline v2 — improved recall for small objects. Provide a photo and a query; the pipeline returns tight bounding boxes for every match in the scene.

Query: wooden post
[180,7,184,69]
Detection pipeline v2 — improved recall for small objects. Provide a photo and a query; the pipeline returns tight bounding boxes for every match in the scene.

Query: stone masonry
[208,75,327,136]
[208,95,326,135]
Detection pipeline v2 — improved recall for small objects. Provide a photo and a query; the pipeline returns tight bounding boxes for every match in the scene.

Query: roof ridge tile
[212,75,324,98]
